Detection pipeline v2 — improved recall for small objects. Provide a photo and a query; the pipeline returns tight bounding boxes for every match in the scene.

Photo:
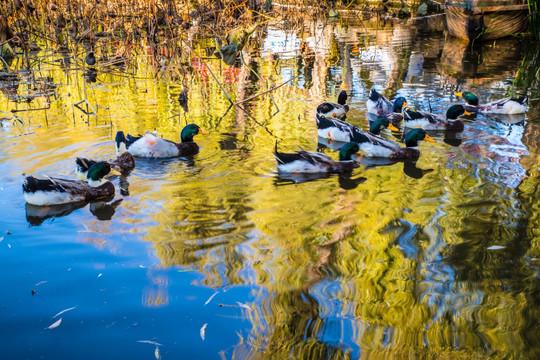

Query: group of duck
[274,88,528,173]
[22,88,528,206]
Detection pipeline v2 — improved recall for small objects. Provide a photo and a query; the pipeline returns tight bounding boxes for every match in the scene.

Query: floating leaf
[487,245,505,250]
[53,306,77,319]
[46,318,62,329]
[236,302,252,311]
[204,292,218,306]
[200,323,208,341]
[154,346,160,360]
[137,340,163,346]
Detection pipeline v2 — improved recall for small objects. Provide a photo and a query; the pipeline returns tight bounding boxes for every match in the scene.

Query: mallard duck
[275,142,360,173]
[115,123,208,158]
[455,91,528,114]
[23,162,119,206]
[403,104,470,131]
[369,117,400,135]
[358,128,435,159]
[316,90,349,119]
[316,115,428,159]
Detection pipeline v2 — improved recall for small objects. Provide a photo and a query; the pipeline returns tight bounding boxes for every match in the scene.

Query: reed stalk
[528,0,539,38]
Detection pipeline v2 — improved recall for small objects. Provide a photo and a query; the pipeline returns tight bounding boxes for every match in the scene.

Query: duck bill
[353,153,365,164]
[198,128,209,135]
[388,123,400,132]
[464,110,472,116]
[109,168,122,176]
[454,92,463,98]
[424,134,436,143]
[403,102,410,110]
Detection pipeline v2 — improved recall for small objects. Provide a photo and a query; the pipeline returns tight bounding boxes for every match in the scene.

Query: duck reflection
[84,68,98,83]
[89,199,123,220]
[25,201,87,226]
[119,174,130,196]
[482,113,526,126]
[274,172,366,190]
[26,196,122,225]
[443,130,462,147]
[402,159,433,179]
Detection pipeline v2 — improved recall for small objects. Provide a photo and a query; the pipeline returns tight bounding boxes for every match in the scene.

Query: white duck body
[476,98,529,115]
[127,133,181,158]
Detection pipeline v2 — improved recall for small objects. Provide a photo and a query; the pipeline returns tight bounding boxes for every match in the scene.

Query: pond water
[1,18,539,359]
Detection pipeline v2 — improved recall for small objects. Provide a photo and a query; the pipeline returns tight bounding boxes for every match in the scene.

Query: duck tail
[513,96,527,105]
[338,90,348,105]
[369,88,380,102]
[22,176,38,193]
[76,157,96,173]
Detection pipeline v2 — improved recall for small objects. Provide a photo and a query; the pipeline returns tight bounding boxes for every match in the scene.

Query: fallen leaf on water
[53,306,77,319]
[46,318,62,329]
[136,340,163,346]
[204,292,218,306]
[487,245,505,250]
[236,302,252,311]
[200,323,208,341]
[0,236,4,242]
[98,273,102,278]
[155,346,160,360]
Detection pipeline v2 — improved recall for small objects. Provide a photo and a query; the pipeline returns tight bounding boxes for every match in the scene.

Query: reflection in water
[25,201,88,226]
[89,199,123,221]
[402,159,433,179]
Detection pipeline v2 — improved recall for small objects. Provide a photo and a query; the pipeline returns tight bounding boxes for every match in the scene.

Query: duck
[115,123,208,158]
[357,128,435,159]
[76,133,135,180]
[316,90,349,119]
[275,142,360,173]
[316,115,429,159]
[366,88,410,117]
[455,91,528,114]
[23,162,119,206]
[402,104,470,131]
[316,114,398,143]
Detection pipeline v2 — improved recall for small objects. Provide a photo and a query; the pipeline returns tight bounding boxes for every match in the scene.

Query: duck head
[87,162,119,187]
[181,124,209,142]
[446,104,471,119]
[339,142,360,161]
[370,117,400,135]
[393,97,409,112]
[455,91,479,106]
[404,129,435,147]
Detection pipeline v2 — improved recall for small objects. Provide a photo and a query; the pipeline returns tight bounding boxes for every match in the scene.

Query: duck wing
[478,97,529,114]
[363,132,402,151]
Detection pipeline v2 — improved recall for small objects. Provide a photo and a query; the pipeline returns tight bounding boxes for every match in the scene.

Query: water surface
[1,18,539,359]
